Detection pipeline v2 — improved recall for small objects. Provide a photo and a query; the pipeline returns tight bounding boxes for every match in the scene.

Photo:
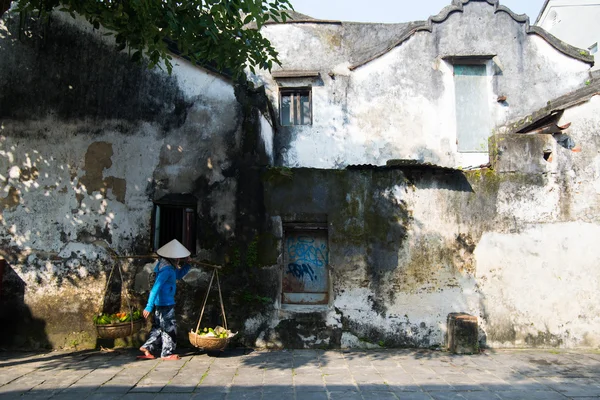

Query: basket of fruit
[190,266,236,351]
[188,326,236,351]
[94,310,144,339]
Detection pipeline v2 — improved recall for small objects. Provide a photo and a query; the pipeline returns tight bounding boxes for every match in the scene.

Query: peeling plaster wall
[2,6,599,352]
[254,1,591,169]
[258,97,600,348]
[0,12,242,348]
[477,94,600,348]
[257,169,482,348]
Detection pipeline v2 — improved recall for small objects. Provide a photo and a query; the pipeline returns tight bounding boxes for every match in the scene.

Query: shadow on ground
[1,348,600,399]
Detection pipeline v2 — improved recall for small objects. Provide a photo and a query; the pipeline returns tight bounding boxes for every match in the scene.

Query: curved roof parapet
[348,0,594,70]
[528,26,594,65]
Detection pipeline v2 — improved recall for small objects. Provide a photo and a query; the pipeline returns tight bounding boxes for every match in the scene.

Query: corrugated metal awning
[346,159,464,172]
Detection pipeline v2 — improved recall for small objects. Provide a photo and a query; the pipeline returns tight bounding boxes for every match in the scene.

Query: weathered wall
[2,4,599,352]
[478,93,600,348]
[252,168,480,348]
[253,0,591,169]
[253,92,600,348]
[0,11,250,348]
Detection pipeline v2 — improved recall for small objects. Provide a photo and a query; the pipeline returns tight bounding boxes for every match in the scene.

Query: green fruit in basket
[94,314,110,325]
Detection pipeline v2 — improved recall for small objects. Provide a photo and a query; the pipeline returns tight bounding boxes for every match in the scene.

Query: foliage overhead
[14,0,293,77]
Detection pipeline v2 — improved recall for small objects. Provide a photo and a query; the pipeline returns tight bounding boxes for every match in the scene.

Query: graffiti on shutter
[282,230,328,304]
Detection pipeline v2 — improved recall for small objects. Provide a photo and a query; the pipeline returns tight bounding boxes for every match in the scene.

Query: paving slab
[2,348,600,399]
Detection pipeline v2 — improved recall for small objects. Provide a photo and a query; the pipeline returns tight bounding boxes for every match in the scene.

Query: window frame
[446,56,495,153]
[279,87,313,126]
[151,194,197,256]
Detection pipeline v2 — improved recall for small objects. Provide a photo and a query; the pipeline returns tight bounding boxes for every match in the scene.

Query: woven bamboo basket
[190,266,236,352]
[188,331,230,351]
[96,318,144,339]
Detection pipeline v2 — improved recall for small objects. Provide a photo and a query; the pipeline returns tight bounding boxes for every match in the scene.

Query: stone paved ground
[1,348,600,399]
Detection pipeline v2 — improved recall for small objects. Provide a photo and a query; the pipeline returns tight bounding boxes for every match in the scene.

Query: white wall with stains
[254,1,592,169]
[0,10,242,347]
[2,1,600,351]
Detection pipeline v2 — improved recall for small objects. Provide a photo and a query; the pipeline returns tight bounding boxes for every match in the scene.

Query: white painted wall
[0,13,242,347]
[536,0,600,57]
[254,1,591,169]
[476,222,600,347]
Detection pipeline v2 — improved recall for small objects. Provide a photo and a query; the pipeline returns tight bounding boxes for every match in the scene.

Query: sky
[289,0,547,24]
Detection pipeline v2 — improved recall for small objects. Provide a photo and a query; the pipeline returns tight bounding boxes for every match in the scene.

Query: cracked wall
[258,109,600,349]
[253,1,590,169]
[0,11,244,349]
[2,5,600,351]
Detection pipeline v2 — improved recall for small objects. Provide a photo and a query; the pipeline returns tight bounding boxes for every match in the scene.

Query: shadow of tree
[1,348,600,400]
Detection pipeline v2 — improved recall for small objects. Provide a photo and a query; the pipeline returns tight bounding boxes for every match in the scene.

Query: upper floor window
[280,88,312,126]
[453,63,492,153]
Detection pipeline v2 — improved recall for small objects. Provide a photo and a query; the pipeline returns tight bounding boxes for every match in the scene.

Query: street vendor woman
[138,239,191,360]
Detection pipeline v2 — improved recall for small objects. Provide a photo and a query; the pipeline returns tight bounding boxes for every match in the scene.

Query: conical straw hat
[156,239,191,258]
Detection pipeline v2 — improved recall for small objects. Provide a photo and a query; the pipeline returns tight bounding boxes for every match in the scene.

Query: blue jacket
[144,259,191,313]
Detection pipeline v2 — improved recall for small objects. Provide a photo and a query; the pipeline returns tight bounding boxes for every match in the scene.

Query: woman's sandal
[161,354,180,360]
[137,347,155,360]
[136,354,156,360]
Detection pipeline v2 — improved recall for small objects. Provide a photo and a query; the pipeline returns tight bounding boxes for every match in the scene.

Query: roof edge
[528,26,594,65]
[505,79,600,134]
[534,0,551,25]
[164,38,234,79]
[264,19,342,25]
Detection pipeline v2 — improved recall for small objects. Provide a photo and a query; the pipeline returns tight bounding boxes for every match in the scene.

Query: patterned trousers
[141,305,177,358]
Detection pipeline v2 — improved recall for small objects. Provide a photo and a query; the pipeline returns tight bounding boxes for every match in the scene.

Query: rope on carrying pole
[116,262,135,336]
[98,261,136,337]
[194,268,228,333]
[216,270,228,331]
[195,269,215,334]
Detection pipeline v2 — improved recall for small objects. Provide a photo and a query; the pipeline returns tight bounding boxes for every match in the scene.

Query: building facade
[1,0,600,350]
[535,0,600,58]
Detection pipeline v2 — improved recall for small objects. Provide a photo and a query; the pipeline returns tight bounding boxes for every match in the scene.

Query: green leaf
[14,0,287,76]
